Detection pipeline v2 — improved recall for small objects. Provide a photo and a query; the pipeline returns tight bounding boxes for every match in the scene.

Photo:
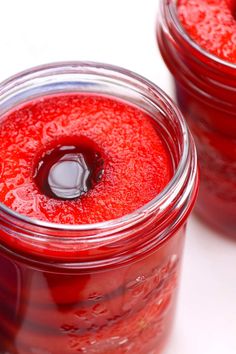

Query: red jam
[177,0,236,63]
[157,0,236,237]
[0,94,172,224]
[0,63,198,354]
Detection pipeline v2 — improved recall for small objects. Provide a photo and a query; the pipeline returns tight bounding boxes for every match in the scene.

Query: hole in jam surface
[0,94,173,224]
[34,138,104,200]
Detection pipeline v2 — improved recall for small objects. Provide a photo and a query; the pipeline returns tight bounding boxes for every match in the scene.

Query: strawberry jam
[177,0,236,63]
[0,63,198,354]
[157,0,236,237]
[0,94,171,224]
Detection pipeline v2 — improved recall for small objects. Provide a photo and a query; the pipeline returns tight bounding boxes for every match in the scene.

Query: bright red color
[0,94,172,224]
[158,0,236,237]
[177,0,236,63]
[0,230,185,354]
[0,92,182,354]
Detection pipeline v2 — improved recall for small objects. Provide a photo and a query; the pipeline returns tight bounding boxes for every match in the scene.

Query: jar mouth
[163,0,236,70]
[0,61,196,235]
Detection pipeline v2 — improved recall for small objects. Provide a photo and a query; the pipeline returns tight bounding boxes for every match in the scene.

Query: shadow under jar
[157,0,236,238]
[0,62,198,354]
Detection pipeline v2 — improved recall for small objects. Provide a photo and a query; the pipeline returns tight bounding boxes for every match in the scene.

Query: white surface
[0,1,236,353]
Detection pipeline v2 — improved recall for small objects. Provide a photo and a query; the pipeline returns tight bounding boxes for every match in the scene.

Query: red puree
[0,94,172,224]
[157,0,236,236]
[177,0,236,63]
[0,92,183,354]
[175,0,236,236]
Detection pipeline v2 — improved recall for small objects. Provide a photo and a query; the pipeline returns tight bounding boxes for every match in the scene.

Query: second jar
[0,62,198,354]
[157,0,236,237]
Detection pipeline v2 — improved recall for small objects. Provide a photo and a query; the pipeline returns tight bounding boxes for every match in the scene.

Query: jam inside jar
[0,62,198,354]
[157,0,236,237]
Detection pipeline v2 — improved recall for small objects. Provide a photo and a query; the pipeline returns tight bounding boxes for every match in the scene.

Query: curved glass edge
[160,0,236,71]
[0,61,197,240]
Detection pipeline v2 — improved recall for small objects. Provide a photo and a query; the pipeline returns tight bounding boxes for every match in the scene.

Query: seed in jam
[34,139,104,200]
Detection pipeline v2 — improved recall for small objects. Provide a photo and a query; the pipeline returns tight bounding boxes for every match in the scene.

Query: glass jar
[157,0,236,237]
[0,62,198,354]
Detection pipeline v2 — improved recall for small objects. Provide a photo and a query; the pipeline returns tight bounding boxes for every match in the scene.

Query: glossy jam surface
[0,94,172,224]
[177,0,236,63]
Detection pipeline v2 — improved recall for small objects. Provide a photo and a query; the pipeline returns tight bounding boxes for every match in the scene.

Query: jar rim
[0,61,197,236]
[162,0,236,70]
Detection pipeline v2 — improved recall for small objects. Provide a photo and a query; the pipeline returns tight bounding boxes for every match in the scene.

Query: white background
[0,1,236,353]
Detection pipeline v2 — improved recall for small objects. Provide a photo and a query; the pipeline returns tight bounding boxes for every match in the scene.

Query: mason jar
[157,0,236,237]
[0,62,198,354]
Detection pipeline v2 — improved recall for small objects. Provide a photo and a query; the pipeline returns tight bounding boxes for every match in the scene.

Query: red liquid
[157,0,236,237]
[0,93,184,353]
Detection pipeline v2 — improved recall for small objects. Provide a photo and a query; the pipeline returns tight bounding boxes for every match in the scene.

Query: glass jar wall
[157,0,236,237]
[0,62,198,353]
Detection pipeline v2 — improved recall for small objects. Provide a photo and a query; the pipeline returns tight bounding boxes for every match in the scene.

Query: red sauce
[0,92,184,354]
[177,0,236,63]
[176,0,236,236]
[157,0,236,237]
[0,94,172,224]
